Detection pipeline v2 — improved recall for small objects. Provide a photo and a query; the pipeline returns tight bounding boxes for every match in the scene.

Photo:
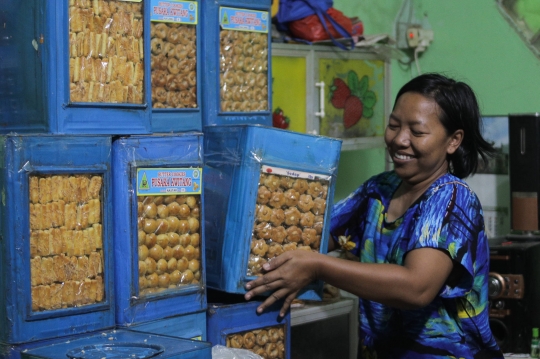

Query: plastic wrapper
[212,345,263,359]
[225,326,285,359]
[29,174,105,311]
[150,22,197,109]
[219,29,268,112]
[137,193,203,295]
[68,0,144,103]
[247,168,329,276]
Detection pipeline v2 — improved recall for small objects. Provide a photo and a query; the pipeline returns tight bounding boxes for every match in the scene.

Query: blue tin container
[128,310,207,341]
[0,135,115,344]
[149,0,203,133]
[207,294,291,359]
[2,329,211,359]
[203,125,342,300]
[112,134,206,327]
[200,0,272,127]
[0,1,152,134]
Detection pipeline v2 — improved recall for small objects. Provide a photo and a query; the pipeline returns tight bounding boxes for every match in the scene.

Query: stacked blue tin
[0,0,209,358]
[201,2,341,359]
[0,0,342,358]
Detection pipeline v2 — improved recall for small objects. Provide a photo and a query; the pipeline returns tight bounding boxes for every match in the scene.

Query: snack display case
[200,0,272,127]
[0,135,114,344]
[203,125,342,299]
[207,293,291,359]
[149,0,202,132]
[112,134,206,327]
[0,0,151,134]
[2,329,212,359]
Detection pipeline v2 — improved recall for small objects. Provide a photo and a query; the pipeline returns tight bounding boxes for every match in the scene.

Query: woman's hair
[393,73,495,179]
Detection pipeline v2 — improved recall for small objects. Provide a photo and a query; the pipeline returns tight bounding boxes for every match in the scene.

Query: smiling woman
[244,73,504,359]
[384,92,463,218]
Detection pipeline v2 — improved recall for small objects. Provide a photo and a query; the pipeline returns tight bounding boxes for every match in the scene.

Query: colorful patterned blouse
[330,171,502,359]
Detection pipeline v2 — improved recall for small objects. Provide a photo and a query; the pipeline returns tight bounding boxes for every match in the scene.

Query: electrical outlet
[419,28,434,44]
[407,27,421,47]
[407,26,434,48]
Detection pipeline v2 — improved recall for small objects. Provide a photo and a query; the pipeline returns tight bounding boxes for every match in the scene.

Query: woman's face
[384,92,463,187]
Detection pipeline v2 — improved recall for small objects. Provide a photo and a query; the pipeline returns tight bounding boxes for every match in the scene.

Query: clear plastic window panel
[226,325,286,359]
[248,171,329,276]
[220,29,268,112]
[29,174,105,312]
[150,22,197,108]
[68,0,144,103]
[137,195,201,296]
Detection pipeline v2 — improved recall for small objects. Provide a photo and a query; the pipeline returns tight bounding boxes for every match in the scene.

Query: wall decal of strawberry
[272,107,290,129]
[329,71,377,129]
[329,78,351,109]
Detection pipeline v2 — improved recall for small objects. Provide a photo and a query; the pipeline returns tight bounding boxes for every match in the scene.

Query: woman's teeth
[394,153,412,160]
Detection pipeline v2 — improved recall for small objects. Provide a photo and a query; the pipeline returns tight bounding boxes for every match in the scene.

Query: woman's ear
[447,129,464,155]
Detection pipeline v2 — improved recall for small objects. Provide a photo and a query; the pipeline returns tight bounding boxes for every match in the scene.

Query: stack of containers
[0,0,211,358]
[203,125,342,359]
[117,0,208,341]
[200,1,343,358]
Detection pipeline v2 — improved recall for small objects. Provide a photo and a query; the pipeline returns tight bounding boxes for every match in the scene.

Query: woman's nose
[392,129,410,146]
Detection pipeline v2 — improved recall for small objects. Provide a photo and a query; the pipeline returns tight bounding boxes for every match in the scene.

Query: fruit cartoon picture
[329,71,377,129]
[272,107,290,129]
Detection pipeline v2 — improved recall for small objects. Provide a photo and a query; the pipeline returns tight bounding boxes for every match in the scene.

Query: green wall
[334,147,387,200]
[332,0,540,201]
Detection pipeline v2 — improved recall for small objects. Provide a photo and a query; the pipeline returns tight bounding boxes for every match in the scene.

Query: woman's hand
[244,250,322,317]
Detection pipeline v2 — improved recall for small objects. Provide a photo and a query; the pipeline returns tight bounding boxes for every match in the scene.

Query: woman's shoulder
[427,173,476,197]
[421,173,481,210]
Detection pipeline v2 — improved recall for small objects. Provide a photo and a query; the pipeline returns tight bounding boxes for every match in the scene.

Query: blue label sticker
[219,7,269,33]
[151,0,198,24]
[137,168,202,195]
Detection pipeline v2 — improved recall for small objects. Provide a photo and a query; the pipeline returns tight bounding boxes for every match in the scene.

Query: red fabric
[288,7,353,42]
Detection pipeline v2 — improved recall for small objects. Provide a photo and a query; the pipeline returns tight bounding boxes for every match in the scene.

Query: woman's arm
[244,247,453,317]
